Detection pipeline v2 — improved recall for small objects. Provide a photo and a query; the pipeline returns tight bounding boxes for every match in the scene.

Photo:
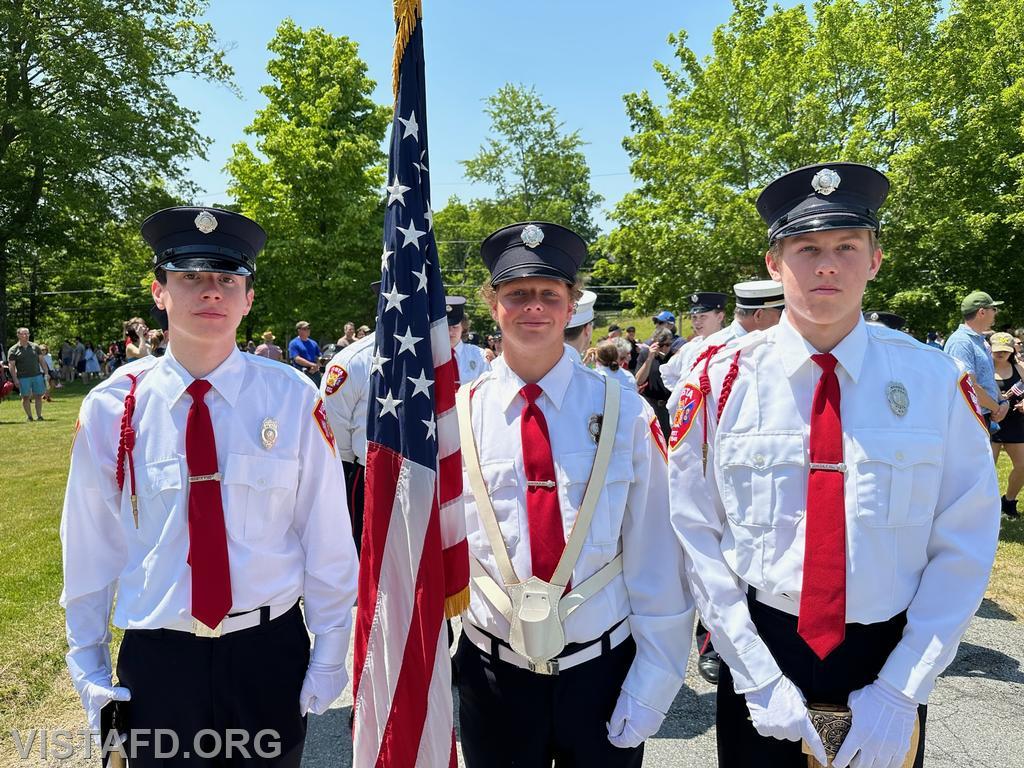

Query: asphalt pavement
[303,601,1024,767]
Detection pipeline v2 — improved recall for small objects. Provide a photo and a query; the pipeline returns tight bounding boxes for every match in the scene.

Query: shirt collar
[149,345,246,407]
[491,348,575,412]
[729,318,747,338]
[774,311,868,384]
[957,323,982,339]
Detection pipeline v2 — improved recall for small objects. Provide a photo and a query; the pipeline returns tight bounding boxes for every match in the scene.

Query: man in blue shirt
[944,290,1008,423]
[288,320,322,385]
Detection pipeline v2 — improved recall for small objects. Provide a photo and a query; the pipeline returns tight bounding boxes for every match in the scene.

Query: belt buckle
[192,619,223,638]
[527,658,559,676]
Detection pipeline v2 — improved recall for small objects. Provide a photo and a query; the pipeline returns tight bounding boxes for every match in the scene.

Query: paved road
[303,600,1023,767]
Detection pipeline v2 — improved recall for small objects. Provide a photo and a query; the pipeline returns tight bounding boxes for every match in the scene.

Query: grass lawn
[0,373,1021,750]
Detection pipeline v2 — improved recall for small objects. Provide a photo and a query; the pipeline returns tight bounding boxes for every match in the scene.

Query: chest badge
[588,414,603,444]
[886,381,909,417]
[260,417,279,449]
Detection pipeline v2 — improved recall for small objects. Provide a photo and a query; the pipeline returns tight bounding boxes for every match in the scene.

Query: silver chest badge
[194,210,218,234]
[261,417,279,449]
[811,168,842,196]
[887,382,909,417]
[521,224,544,248]
[588,414,603,444]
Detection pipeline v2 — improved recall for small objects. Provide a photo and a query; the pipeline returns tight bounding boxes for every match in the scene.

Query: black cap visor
[771,210,878,243]
[160,256,253,276]
[490,262,575,286]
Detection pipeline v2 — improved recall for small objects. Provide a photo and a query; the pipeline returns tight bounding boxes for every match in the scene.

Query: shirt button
[753,453,765,468]
[895,450,904,462]
[257,478,266,487]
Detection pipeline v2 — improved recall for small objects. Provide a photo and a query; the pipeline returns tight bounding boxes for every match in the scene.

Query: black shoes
[698,650,721,684]
[1002,496,1020,520]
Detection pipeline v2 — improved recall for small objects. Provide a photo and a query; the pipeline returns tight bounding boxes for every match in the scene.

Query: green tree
[226,20,390,341]
[0,0,233,345]
[435,84,602,329]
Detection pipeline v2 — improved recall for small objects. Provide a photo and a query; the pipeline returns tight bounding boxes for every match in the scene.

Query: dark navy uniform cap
[756,163,889,243]
[481,222,586,286]
[142,207,266,276]
[370,280,382,297]
[689,291,728,313]
[864,310,905,331]
[445,296,467,326]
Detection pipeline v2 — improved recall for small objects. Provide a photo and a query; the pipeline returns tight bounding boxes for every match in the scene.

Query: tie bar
[189,472,222,483]
[809,462,846,473]
[527,480,557,488]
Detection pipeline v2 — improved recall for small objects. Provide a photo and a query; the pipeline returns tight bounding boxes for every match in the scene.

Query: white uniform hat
[567,290,597,329]
[733,279,785,310]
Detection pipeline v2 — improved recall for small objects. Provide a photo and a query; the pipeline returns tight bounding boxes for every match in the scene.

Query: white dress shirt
[668,313,1000,702]
[321,332,375,465]
[454,340,490,384]
[662,319,747,390]
[462,349,694,713]
[597,364,638,392]
[60,346,359,688]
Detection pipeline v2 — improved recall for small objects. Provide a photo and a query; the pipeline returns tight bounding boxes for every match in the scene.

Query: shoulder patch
[313,399,337,455]
[324,364,348,396]
[958,372,989,432]
[669,383,704,451]
[650,417,668,462]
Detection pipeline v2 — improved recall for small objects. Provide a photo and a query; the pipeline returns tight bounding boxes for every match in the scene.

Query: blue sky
[176,1,758,233]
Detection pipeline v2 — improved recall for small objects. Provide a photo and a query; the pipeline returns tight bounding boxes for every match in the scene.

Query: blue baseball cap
[653,310,676,324]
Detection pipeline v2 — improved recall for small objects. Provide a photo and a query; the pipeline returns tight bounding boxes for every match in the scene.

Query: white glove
[299,661,348,716]
[833,680,917,768]
[744,676,827,764]
[606,690,665,749]
[77,672,131,742]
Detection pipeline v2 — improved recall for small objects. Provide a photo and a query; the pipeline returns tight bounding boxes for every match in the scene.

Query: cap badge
[194,210,218,234]
[260,417,279,449]
[870,312,880,322]
[691,293,699,303]
[446,304,452,313]
[887,381,909,417]
[811,168,842,196]
[521,224,544,249]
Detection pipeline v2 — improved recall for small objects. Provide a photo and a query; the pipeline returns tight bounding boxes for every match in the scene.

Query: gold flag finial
[392,0,423,101]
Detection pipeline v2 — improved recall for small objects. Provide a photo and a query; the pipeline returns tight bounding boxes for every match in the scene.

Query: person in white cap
[564,289,597,364]
[447,295,490,384]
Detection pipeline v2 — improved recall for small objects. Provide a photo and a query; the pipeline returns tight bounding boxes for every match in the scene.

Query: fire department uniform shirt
[60,346,358,686]
[667,313,1000,702]
[453,340,490,384]
[321,332,376,465]
[662,319,747,391]
[462,349,694,714]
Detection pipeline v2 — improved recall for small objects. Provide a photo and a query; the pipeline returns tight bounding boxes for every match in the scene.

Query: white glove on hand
[833,680,917,768]
[77,673,131,742]
[606,690,665,749]
[744,676,827,764]
[299,661,348,716]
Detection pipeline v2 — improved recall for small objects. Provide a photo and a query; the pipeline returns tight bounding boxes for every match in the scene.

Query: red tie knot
[811,353,838,375]
[187,378,212,400]
[521,382,542,405]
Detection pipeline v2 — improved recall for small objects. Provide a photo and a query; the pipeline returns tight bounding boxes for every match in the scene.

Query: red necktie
[798,353,847,659]
[520,383,565,582]
[185,379,232,629]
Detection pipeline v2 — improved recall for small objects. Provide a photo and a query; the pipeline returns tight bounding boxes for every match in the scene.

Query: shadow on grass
[999,517,1024,546]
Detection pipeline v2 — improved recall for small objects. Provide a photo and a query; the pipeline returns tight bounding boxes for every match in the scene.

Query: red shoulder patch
[324,364,348,396]
[313,399,337,455]
[669,383,704,451]
[958,372,988,432]
[650,417,668,462]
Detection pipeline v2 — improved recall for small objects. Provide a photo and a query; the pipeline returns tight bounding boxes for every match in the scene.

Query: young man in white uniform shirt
[563,289,597,364]
[668,164,1000,768]
[446,295,490,384]
[60,207,358,766]
[455,221,693,767]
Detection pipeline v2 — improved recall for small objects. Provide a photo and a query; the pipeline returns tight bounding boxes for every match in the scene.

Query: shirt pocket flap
[224,453,299,492]
[848,431,943,468]
[140,458,182,498]
[718,432,805,469]
[480,459,518,492]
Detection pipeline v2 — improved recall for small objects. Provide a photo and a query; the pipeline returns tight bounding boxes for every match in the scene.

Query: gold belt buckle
[192,619,223,638]
[527,658,559,675]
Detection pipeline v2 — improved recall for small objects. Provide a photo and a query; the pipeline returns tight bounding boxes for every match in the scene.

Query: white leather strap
[752,588,800,617]
[162,602,296,637]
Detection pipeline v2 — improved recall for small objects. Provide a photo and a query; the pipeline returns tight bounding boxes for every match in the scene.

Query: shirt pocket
[848,430,943,527]
[135,458,182,545]
[222,453,299,541]
[718,432,806,528]
[558,450,634,547]
[473,459,522,552]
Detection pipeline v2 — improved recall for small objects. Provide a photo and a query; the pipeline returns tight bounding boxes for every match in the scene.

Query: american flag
[351,2,468,766]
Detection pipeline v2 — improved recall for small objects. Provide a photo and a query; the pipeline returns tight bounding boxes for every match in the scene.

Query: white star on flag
[398,111,420,142]
[376,390,402,419]
[394,327,422,356]
[424,203,433,232]
[387,176,411,207]
[369,350,390,377]
[414,150,429,176]
[422,416,437,441]
[380,247,393,272]
[412,264,428,292]
[407,370,433,398]
[396,220,426,249]
[382,284,409,314]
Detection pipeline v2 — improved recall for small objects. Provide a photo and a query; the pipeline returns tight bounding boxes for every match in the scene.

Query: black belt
[472,618,628,661]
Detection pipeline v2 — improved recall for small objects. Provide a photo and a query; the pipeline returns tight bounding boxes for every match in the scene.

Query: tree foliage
[435,84,602,330]
[598,0,1024,333]
[226,20,390,341]
[0,0,233,346]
